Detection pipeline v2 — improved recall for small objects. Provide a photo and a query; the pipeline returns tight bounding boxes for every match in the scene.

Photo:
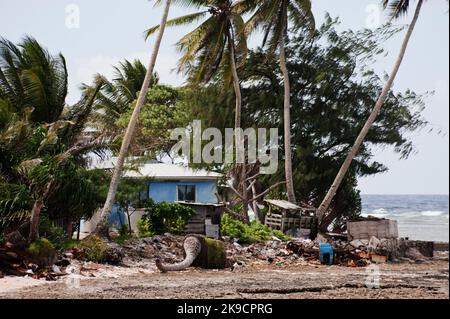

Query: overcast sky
[0,0,448,195]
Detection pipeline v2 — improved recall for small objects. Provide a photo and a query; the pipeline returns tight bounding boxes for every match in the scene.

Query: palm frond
[382,0,411,19]
[145,11,209,39]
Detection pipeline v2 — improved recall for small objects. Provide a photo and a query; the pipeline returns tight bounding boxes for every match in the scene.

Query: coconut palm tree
[236,0,315,204]
[0,36,68,124]
[145,0,249,216]
[317,0,424,224]
[87,59,159,138]
[95,0,172,236]
[0,36,107,241]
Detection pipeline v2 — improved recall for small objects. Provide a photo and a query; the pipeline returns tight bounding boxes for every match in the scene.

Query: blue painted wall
[149,180,218,204]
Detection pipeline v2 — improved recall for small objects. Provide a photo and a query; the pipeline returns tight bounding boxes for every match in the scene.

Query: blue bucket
[319,243,334,265]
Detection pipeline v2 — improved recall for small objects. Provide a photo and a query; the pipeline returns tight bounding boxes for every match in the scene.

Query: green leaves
[243,0,315,54]
[220,213,290,243]
[140,200,196,235]
[382,0,412,19]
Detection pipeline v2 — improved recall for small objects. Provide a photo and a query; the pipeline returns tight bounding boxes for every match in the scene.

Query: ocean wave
[420,211,445,217]
[361,209,448,219]
[361,208,389,218]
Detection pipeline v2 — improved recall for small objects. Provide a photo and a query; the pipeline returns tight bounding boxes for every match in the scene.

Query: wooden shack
[264,200,318,236]
[177,202,226,239]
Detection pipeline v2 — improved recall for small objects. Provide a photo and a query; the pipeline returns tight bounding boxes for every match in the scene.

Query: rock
[108,229,120,239]
[63,252,74,259]
[55,258,71,267]
[405,247,426,262]
[371,254,388,264]
[350,240,365,249]
[6,231,27,249]
[368,236,381,252]
[233,242,242,250]
[52,265,62,275]
[104,243,124,265]
[356,259,369,267]
[231,261,246,272]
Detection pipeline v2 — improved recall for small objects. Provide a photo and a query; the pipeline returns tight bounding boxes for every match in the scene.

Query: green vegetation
[0,1,430,243]
[38,216,68,250]
[138,200,195,237]
[27,238,56,266]
[77,235,108,263]
[221,214,290,244]
[204,238,227,269]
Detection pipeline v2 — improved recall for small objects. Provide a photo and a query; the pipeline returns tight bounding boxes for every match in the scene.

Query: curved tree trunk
[95,0,172,236]
[317,0,423,225]
[279,37,296,204]
[28,182,53,243]
[227,30,248,221]
[155,236,202,272]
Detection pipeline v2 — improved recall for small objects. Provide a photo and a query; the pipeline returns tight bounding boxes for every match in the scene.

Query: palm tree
[236,0,315,204]
[95,0,172,236]
[87,59,159,138]
[0,36,68,124]
[0,36,107,241]
[145,0,249,216]
[317,0,424,224]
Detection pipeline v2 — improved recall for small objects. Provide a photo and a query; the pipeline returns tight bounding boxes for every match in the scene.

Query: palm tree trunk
[28,182,53,243]
[279,37,296,204]
[227,30,248,221]
[95,0,172,236]
[317,0,423,224]
[28,199,44,243]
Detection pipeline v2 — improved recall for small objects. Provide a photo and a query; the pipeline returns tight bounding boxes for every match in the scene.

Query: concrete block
[347,219,398,240]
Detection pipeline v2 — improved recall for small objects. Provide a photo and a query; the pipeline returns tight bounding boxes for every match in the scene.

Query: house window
[178,185,196,202]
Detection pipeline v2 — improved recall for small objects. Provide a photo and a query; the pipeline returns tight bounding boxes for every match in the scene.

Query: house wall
[149,180,218,204]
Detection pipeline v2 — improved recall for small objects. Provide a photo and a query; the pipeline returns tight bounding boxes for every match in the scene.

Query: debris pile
[1,232,441,280]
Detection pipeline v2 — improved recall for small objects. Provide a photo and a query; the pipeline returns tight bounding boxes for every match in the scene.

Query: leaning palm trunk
[227,30,248,221]
[279,37,296,204]
[95,0,172,236]
[317,0,423,225]
[28,182,53,243]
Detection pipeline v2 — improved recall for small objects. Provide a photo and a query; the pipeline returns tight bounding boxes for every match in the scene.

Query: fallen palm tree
[155,235,226,272]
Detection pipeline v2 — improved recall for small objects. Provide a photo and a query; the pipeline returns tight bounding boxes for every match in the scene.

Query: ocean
[361,195,449,242]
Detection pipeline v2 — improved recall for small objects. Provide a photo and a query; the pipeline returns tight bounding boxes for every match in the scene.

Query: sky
[0,0,448,195]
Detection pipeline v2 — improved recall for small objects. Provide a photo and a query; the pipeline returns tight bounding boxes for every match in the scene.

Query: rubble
[1,232,444,282]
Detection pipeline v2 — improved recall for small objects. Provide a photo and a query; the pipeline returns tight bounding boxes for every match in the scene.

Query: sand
[0,255,448,299]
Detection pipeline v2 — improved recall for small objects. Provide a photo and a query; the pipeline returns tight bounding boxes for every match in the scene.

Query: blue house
[82,158,223,236]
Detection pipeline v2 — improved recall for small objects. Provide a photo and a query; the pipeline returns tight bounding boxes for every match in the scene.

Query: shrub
[27,238,57,266]
[39,215,68,250]
[139,200,195,236]
[220,214,290,244]
[77,235,108,263]
[137,219,154,238]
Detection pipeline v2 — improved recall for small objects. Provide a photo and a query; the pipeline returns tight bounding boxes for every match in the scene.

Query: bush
[77,235,108,263]
[137,219,154,238]
[220,214,290,244]
[139,200,195,236]
[27,238,57,266]
[39,215,68,250]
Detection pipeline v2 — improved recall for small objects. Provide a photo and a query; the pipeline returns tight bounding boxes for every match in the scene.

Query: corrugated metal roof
[264,200,301,210]
[89,157,222,180]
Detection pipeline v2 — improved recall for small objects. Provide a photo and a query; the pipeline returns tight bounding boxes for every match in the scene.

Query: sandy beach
[1,252,448,299]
